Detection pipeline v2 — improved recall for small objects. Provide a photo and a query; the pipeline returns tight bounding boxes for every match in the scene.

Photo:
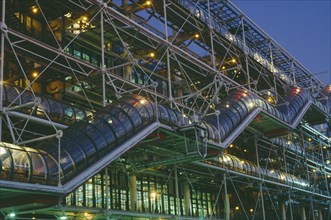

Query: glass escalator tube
[3,83,89,124]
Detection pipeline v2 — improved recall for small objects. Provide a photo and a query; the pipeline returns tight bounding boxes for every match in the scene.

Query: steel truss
[0,0,330,219]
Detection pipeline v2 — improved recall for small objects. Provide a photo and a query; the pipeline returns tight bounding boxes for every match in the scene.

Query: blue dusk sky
[231,0,331,85]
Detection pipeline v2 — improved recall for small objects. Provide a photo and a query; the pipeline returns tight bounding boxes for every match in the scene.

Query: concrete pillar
[129,175,137,211]
[183,183,191,216]
[300,206,306,220]
[280,201,286,220]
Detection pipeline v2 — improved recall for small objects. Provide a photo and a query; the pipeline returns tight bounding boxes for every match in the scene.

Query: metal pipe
[5,110,68,129]
[101,10,106,107]
[0,0,6,141]
[15,130,62,145]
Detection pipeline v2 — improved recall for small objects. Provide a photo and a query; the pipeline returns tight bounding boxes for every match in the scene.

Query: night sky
[231,0,331,85]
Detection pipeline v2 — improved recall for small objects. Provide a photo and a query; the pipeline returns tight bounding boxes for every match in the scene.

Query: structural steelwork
[0,0,330,219]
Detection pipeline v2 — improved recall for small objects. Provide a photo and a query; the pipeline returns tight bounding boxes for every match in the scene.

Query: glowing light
[307,138,312,142]
[231,58,236,63]
[82,16,88,21]
[0,147,6,155]
[326,160,330,164]
[230,144,234,148]
[59,216,67,220]
[267,97,273,103]
[150,192,157,199]
[149,52,155,58]
[146,0,152,6]
[194,33,200,38]
[323,146,327,149]
[64,12,72,18]
[221,66,226,70]
[32,71,38,78]
[32,7,38,13]
[225,104,230,108]
[312,169,316,173]
[139,99,147,105]
[9,212,16,217]
[235,206,240,211]
[328,175,331,178]
[249,208,254,213]
[32,217,36,220]
[295,88,301,93]
[243,149,247,152]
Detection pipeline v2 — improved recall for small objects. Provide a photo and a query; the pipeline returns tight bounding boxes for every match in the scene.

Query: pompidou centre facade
[0,0,330,219]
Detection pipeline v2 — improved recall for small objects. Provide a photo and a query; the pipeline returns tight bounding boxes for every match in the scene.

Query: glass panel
[133,100,152,122]
[93,117,117,145]
[137,98,154,119]
[163,109,175,125]
[10,148,30,182]
[84,124,107,151]
[117,102,142,127]
[42,153,59,184]
[49,99,63,122]
[37,97,51,117]
[21,90,34,103]
[63,104,75,123]
[230,101,248,120]
[4,84,21,106]
[157,105,170,124]
[218,114,232,136]
[63,140,86,168]
[110,107,133,131]
[0,145,11,180]
[73,134,97,159]
[107,116,127,140]
[28,151,47,183]
[224,108,241,128]
[75,108,86,121]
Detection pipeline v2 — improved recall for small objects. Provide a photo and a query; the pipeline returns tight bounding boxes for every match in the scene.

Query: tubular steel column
[0,0,6,141]
[183,183,191,216]
[241,17,251,91]
[207,0,216,69]
[300,205,307,220]
[129,175,137,211]
[174,166,180,216]
[254,136,266,220]
[122,0,131,81]
[224,173,230,220]
[318,209,323,220]
[105,168,110,220]
[280,201,287,220]
[163,0,173,105]
[101,10,106,107]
